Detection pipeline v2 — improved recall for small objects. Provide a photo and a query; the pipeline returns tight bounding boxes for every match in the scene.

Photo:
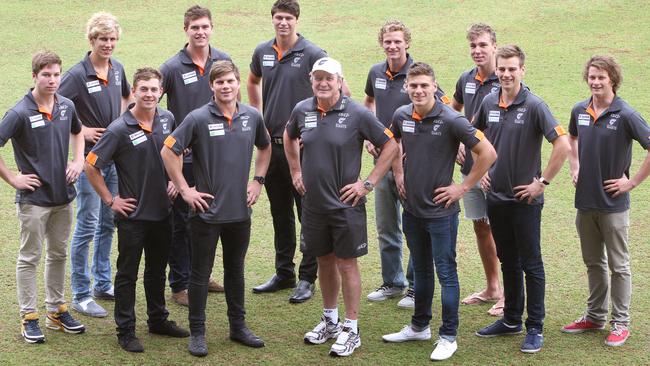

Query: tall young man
[85,68,189,353]
[248,0,332,303]
[381,62,496,361]
[59,12,132,318]
[473,45,570,354]
[286,57,398,357]
[451,23,504,316]
[0,51,85,343]
[160,4,230,306]
[562,55,650,347]
[363,20,452,309]
[162,61,271,356]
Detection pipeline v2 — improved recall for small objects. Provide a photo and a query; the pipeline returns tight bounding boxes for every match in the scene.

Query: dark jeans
[168,162,195,293]
[403,211,459,339]
[188,217,251,335]
[265,143,317,283]
[487,203,545,331]
[114,216,171,335]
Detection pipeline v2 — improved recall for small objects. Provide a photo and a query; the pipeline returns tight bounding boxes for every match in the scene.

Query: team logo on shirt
[291,55,303,68]
[114,70,121,86]
[336,117,347,129]
[182,71,198,85]
[515,112,525,125]
[465,82,477,95]
[60,109,67,120]
[86,80,102,94]
[606,118,618,130]
[129,130,148,146]
[402,120,415,133]
[263,54,275,67]
[208,123,225,136]
[488,110,500,123]
[304,112,318,129]
[29,114,46,128]
[431,123,442,136]
[242,117,252,132]
[578,113,591,126]
[375,78,387,90]
[490,84,500,93]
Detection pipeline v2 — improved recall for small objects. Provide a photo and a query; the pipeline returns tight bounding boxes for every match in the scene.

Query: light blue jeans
[70,164,118,302]
[374,170,413,289]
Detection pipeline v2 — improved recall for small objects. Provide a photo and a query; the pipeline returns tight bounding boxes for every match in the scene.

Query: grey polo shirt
[569,96,650,212]
[87,107,174,221]
[164,101,270,224]
[474,84,566,205]
[160,45,231,128]
[286,96,393,213]
[391,102,483,218]
[0,91,81,206]
[250,34,327,138]
[365,55,450,128]
[453,67,500,175]
[59,52,131,154]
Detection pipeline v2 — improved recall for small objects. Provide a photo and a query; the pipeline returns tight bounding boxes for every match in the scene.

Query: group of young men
[1,0,649,362]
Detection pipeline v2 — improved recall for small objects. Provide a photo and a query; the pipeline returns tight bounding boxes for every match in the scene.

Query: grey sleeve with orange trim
[285,107,301,139]
[59,71,79,101]
[70,105,82,135]
[120,68,131,98]
[453,75,464,105]
[568,105,579,137]
[452,116,483,150]
[160,62,173,99]
[388,110,402,140]
[364,70,374,97]
[533,101,565,142]
[250,46,262,77]
[86,130,119,169]
[626,111,650,149]
[360,109,393,147]
[0,110,22,147]
[473,99,488,131]
[164,114,195,155]
[254,113,271,148]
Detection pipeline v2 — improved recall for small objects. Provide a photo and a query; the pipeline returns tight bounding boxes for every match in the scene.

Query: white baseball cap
[311,57,343,77]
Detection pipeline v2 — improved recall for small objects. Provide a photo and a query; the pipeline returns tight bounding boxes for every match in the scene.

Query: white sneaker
[329,327,361,357]
[430,337,457,361]
[382,325,431,342]
[304,316,342,345]
[397,288,415,309]
[367,284,404,301]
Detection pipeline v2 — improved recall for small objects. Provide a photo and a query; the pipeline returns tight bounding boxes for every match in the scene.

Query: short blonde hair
[378,20,411,46]
[86,12,121,40]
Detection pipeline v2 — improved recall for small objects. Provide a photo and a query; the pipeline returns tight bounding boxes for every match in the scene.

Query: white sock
[343,318,358,333]
[323,308,338,324]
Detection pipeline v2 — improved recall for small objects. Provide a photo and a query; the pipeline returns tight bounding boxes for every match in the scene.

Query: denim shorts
[461,174,488,221]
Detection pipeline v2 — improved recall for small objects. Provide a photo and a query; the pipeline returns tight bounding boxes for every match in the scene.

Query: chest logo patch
[130,130,147,146]
[606,118,618,130]
[402,120,415,133]
[375,78,387,90]
[336,117,347,129]
[29,114,45,128]
[86,80,102,94]
[291,56,302,68]
[263,54,275,67]
[488,110,500,123]
[578,114,591,126]
[113,70,121,86]
[465,82,477,95]
[431,124,442,136]
[515,112,525,125]
[182,71,198,85]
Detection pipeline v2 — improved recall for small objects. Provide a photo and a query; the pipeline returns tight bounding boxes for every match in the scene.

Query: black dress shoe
[252,275,295,293]
[230,327,265,348]
[289,280,315,303]
[149,320,190,338]
[118,333,144,353]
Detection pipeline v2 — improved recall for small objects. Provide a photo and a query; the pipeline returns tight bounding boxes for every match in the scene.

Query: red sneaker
[605,323,629,347]
[561,316,605,334]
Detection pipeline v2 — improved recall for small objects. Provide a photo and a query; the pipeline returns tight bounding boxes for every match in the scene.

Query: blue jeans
[70,165,118,301]
[403,211,459,339]
[375,171,413,289]
[487,203,545,331]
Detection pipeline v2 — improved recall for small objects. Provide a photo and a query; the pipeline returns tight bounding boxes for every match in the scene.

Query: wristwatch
[538,176,550,186]
[253,176,265,185]
[363,180,374,192]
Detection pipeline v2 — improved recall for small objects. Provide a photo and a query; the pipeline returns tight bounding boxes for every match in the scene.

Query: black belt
[272,137,283,145]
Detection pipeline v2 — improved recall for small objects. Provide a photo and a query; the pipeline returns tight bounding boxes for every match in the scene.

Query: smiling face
[311,70,342,104]
[132,78,162,111]
[90,30,118,61]
[185,16,213,49]
[406,74,438,110]
[587,66,615,100]
[382,31,409,64]
[33,63,61,97]
[496,56,525,92]
[272,11,298,38]
[469,32,496,68]
[211,72,240,105]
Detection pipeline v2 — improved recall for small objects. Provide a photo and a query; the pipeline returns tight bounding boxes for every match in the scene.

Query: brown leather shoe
[208,278,224,293]
[171,290,189,306]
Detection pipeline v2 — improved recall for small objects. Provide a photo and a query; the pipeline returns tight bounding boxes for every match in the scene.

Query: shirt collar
[409,101,443,122]
[312,95,348,114]
[498,83,528,108]
[383,54,413,79]
[179,44,218,65]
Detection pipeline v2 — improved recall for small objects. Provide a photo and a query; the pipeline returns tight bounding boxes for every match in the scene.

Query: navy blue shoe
[475,319,523,338]
[521,328,544,353]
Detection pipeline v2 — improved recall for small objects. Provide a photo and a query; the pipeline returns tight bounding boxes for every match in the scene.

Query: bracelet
[107,196,115,207]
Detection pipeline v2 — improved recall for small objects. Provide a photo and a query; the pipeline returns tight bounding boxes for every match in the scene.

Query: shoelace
[376,284,391,292]
[611,324,626,336]
[25,319,41,333]
[574,316,588,324]
[58,312,77,325]
[405,288,415,298]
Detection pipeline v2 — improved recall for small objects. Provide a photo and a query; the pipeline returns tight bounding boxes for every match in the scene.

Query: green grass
[1,0,649,365]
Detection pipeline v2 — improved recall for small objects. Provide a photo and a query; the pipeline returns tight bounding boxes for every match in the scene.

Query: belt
[272,137,283,145]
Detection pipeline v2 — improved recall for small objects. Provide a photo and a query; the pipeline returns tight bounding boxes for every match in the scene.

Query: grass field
[1,0,649,365]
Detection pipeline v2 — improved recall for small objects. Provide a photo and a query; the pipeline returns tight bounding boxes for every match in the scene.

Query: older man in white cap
[284,57,398,357]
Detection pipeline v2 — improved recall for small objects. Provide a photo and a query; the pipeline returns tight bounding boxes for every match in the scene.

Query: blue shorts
[461,174,488,221]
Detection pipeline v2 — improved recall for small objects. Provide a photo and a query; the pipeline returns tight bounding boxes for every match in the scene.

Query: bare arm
[247,73,263,112]
[341,79,352,97]
[451,98,463,113]
[161,146,213,212]
[283,129,305,195]
[604,148,650,197]
[247,144,271,206]
[121,93,134,114]
[568,136,579,186]
[340,138,398,205]
[0,156,41,191]
[391,138,406,200]
[66,132,85,184]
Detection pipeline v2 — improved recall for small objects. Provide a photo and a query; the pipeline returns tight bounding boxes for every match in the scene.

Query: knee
[335,258,358,275]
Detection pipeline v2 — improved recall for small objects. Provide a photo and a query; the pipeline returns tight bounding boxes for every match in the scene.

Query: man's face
[33,64,61,96]
[132,78,162,111]
[469,32,496,67]
[272,11,297,38]
[382,31,409,63]
[90,30,118,60]
[496,57,525,91]
[211,72,240,104]
[406,74,437,108]
[311,70,341,102]
[185,17,213,49]
[587,66,614,99]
